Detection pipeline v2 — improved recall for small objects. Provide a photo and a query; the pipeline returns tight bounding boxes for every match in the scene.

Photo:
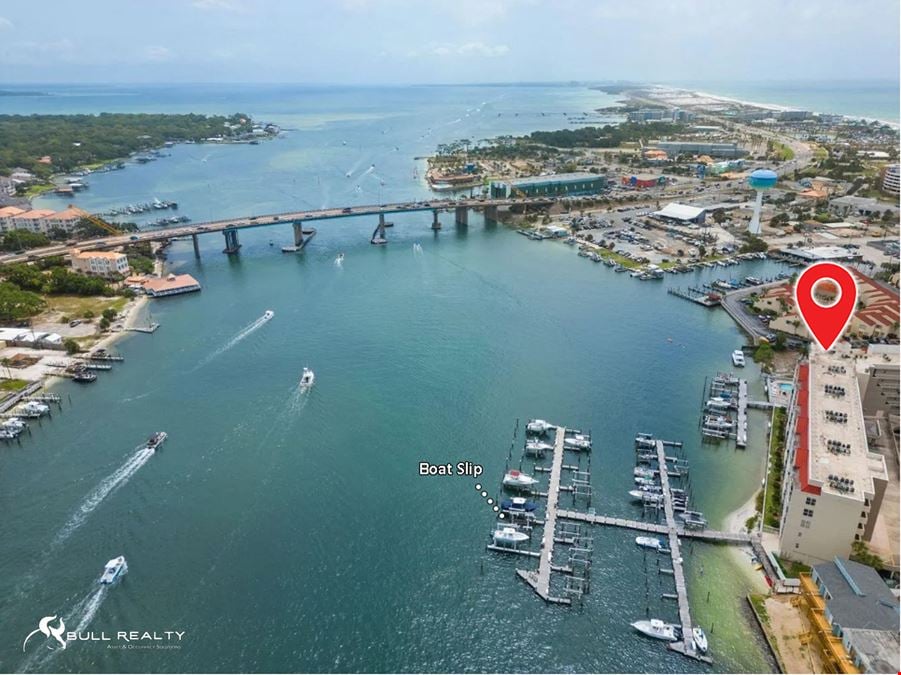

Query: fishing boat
[526,419,552,435]
[492,526,529,546]
[99,556,127,584]
[692,627,709,654]
[502,470,539,489]
[630,619,679,642]
[635,536,664,551]
[72,368,97,383]
[731,349,746,367]
[500,497,538,512]
[300,367,315,389]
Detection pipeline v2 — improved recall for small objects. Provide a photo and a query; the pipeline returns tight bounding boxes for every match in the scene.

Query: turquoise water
[0,84,782,673]
[671,79,900,123]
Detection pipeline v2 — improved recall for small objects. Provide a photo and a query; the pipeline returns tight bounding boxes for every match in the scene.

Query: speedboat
[635,536,664,551]
[262,310,275,321]
[732,349,746,367]
[99,556,127,585]
[500,497,538,512]
[526,419,552,435]
[705,397,732,411]
[525,440,553,456]
[146,432,167,450]
[19,400,49,416]
[692,627,708,654]
[300,367,315,389]
[635,435,656,449]
[634,467,655,478]
[630,489,664,502]
[492,526,529,546]
[503,470,539,489]
[336,253,344,263]
[631,618,679,642]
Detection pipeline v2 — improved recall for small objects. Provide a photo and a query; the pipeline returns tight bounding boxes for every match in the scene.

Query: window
[803,508,814,518]
[801,520,811,529]
[805,497,817,506]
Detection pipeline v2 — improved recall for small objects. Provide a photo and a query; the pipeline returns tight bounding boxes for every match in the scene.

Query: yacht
[564,436,591,451]
[705,397,732,411]
[2,417,25,433]
[526,419,552,435]
[99,556,127,585]
[634,476,657,486]
[731,349,746,367]
[300,367,315,389]
[630,618,679,642]
[635,536,664,551]
[262,310,275,321]
[492,526,529,546]
[500,497,538,513]
[503,470,539,489]
[634,467,655,478]
[692,627,709,654]
[630,489,665,503]
[704,415,733,431]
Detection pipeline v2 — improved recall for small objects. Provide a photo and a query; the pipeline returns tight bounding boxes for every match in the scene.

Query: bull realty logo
[23,615,185,652]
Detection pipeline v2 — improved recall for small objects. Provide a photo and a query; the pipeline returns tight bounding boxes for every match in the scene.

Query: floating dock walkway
[556,511,750,545]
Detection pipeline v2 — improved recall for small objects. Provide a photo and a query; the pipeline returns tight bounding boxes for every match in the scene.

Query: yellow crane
[69,206,122,236]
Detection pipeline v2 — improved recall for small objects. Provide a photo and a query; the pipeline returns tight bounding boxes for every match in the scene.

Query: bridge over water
[7,197,554,264]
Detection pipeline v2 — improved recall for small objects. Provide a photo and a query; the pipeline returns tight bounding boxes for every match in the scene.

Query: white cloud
[419,41,510,58]
[0,16,13,30]
[457,42,509,57]
[143,45,174,62]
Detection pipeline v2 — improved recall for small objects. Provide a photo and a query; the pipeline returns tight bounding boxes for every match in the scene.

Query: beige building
[71,250,130,278]
[0,205,87,234]
[0,206,27,231]
[779,351,890,566]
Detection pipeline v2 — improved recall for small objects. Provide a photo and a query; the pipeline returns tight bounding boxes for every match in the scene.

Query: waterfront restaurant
[142,273,202,298]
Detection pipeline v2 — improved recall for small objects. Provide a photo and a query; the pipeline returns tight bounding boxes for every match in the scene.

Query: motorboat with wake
[99,556,127,584]
[503,470,539,489]
[492,526,529,546]
[500,497,538,513]
[146,432,167,450]
[630,618,679,642]
[262,310,275,321]
[300,367,315,389]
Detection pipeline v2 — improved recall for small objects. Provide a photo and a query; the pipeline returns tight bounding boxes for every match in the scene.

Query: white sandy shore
[724,487,760,535]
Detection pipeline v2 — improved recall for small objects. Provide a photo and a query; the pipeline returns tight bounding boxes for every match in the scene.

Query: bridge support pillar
[192,233,201,258]
[431,210,442,231]
[454,206,468,227]
[371,213,391,245]
[222,228,241,254]
[484,205,499,224]
[284,221,317,252]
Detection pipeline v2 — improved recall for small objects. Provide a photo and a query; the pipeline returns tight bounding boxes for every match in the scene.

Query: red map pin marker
[794,262,858,352]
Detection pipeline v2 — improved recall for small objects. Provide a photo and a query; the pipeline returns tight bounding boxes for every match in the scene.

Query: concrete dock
[736,378,748,448]
[556,510,750,545]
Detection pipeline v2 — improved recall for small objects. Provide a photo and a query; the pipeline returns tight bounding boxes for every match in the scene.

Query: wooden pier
[516,425,572,605]
[667,286,720,307]
[556,511,750,545]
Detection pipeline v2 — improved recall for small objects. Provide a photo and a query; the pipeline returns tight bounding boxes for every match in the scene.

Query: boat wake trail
[195,311,273,369]
[285,385,310,414]
[413,242,423,255]
[52,447,155,548]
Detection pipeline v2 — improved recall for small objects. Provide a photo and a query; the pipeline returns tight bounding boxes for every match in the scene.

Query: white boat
[492,526,529,546]
[631,618,679,642]
[630,489,664,502]
[634,467,655,478]
[19,401,49,416]
[635,536,664,551]
[2,417,25,432]
[99,556,127,585]
[731,350,746,367]
[300,367,315,388]
[262,310,275,321]
[692,627,708,654]
[526,419,552,435]
[705,397,732,410]
[335,253,344,264]
[564,436,591,451]
[525,440,553,455]
[503,470,539,489]
[704,416,733,431]
[634,476,657,486]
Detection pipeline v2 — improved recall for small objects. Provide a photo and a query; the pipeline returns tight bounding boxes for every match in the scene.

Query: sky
[0,0,898,85]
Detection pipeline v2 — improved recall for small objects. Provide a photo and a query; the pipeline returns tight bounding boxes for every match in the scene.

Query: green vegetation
[0,377,29,392]
[124,242,155,274]
[63,338,80,355]
[528,122,686,149]
[1,263,114,297]
[851,541,885,570]
[753,341,775,366]
[0,282,45,321]
[739,235,769,254]
[769,141,795,161]
[748,593,770,624]
[0,112,255,178]
[0,230,51,252]
[773,555,811,579]
[42,295,127,319]
[875,261,899,283]
[763,408,787,529]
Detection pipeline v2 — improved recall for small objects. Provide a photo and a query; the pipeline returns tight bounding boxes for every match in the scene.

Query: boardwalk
[517,425,571,605]
[736,379,748,448]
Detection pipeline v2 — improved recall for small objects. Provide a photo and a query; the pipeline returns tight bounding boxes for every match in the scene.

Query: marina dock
[736,378,748,448]
[516,425,572,605]
[556,511,750,545]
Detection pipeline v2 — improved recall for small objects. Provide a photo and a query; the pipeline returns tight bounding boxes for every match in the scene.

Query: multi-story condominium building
[779,351,889,566]
[71,250,130,278]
